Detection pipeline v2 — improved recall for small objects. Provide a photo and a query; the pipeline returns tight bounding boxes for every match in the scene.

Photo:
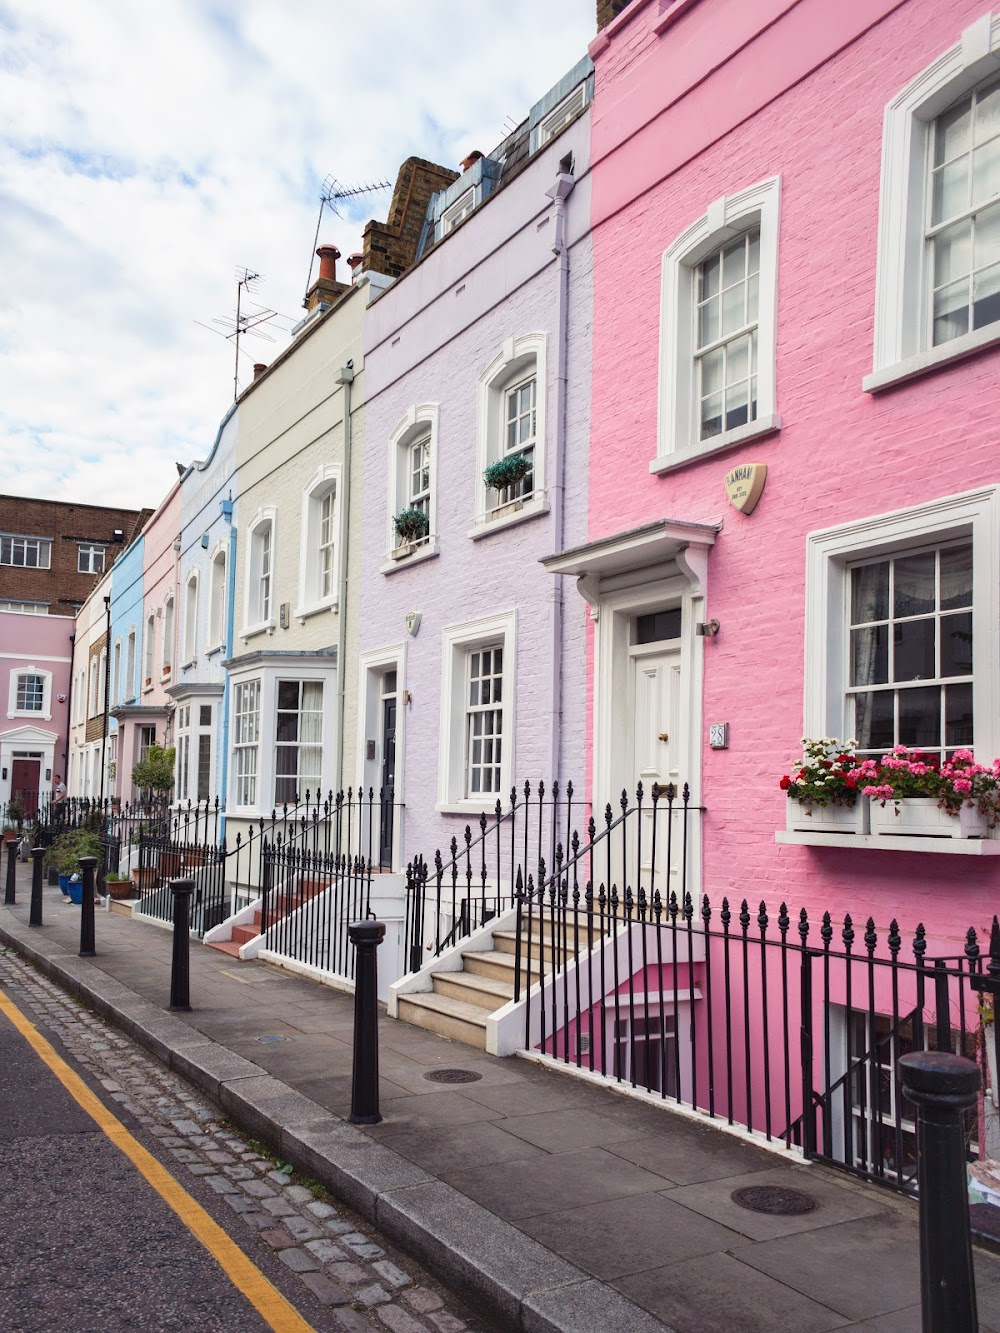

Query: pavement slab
[2,877,987,1333]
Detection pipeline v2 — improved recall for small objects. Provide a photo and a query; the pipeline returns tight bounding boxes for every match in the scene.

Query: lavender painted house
[357,60,594,876]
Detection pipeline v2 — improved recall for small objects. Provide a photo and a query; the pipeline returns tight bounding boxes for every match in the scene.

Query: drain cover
[256,1035,290,1044]
[423,1068,483,1085]
[731,1185,817,1216]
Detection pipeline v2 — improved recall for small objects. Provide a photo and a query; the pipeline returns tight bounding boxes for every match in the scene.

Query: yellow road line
[0,987,314,1333]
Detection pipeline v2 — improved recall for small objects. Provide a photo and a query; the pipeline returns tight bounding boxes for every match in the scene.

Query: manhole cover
[423,1068,483,1085]
[256,1035,290,1044]
[731,1185,817,1216]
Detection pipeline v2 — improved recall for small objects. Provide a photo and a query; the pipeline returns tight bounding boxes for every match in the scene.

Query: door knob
[658,732,669,742]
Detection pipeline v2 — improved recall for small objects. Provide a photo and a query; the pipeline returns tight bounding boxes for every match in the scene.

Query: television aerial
[197,268,284,400]
[302,173,392,304]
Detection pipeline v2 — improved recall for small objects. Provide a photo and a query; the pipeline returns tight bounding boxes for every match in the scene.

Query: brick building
[0,495,148,616]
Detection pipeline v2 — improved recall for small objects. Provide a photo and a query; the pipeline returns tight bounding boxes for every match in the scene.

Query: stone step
[396,992,488,1049]
[492,930,572,963]
[431,969,513,1011]
[231,923,260,946]
[205,940,242,957]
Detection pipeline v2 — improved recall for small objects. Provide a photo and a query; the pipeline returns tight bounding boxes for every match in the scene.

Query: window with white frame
[476,336,547,524]
[657,177,780,465]
[89,658,99,718]
[537,84,587,148]
[868,14,1000,387]
[14,672,45,713]
[144,613,155,685]
[232,679,260,807]
[183,575,198,663]
[78,543,105,574]
[0,600,48,614]
[388,407,437,558]
[441,188,475,235]
[245,511,275,631]
[438,611,516,809]
[208,550,226,648]
[0,535,50,568]
[196,704,213,801]
[804,487,1000,767]
[125,629,136,701]
[298,472,339,612]
[274,680,323,806]
[162,595,174,672]
[98,648,106,713]
[175,704,191,802]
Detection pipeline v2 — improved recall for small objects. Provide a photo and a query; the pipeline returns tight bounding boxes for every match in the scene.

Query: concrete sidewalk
[3,871,999,1333]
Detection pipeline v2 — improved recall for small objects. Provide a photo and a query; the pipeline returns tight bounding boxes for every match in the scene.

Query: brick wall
[0,495,145,613]
[596,0,632,30]
[85,630,108,745]
[363,158,459,278]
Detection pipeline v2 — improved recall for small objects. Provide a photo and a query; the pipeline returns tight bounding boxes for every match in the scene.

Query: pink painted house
[530,0,1000,1176]
[0,608,73,818]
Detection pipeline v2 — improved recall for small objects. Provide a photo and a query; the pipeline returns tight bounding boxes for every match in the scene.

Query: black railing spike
[538,856,547,884]
[653,889,662,922]
[914,923,927,960]
[721,897,731,928]
[865,917,877,953]
[552,780,559,803]
[702,893,711,927]
[604,803,613,828]
[757,901,768,932]
[538,780,546,802]
[523,780,530,803]
[515,866,523,894]
[821,912,833,946]
[669,890,679,921]
[798,907,809,945]
[464,826,472,850]
[651,782,660,808]
[739,899,750,932]
[843,915,855,949]
[566,780,574,802]
[887,919,901,956]
[665,781,676,801]
[965,928,980,963]
[479,812,487,836]
[682,782,690,803]
[620,789,629,815]
[571,829,580,857]
[572,882,580,909]
[990,917,1000,978]
[778,902,789,937]
[624,885,634,918]
[683,892,693,923]
[635,781,643,805]
[494,798,502,821]
[587,815,596,842]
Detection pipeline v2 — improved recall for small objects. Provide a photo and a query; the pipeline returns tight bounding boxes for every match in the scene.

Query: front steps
[396,921,576,1050]
[205,874,327,958]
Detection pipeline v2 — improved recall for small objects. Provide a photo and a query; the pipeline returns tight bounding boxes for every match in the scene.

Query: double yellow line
[0,987,314,1333]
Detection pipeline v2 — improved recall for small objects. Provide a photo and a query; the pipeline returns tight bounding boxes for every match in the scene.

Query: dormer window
[441,189,475,235]
[538,85,586,147]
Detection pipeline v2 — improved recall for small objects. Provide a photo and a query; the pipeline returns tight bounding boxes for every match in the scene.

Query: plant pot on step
[105,879,135,900]
[870,796,988,839]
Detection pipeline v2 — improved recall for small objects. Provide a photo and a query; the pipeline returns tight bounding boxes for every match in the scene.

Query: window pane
[934,221,972,286]
[698,297,719,347]
[725,379,749,431]
[934,279,970,344]
[976,203,1000,268]
[973,261,1000,329]
[893,552,936,617]
[932,157,969,226]
[945,682,974,748]
[277,681,298,710]
[722,237,746,288]
[972,137,1000,208]
[700,392,723,439]
[276,711,298,743]
[976,78,1000,141]
[699,253,720,300]
[894,618,935,682]
[940,544,973,609]
[635,609,682,643]
[728,335,750,384]
[898,687,940,748]
[852,562,889,624]
[940,612,973,677]
[700,346,724,396]
[855,690,895,753]
[851,625,888,687]
[935,96,971,167]
[721,282,744,334]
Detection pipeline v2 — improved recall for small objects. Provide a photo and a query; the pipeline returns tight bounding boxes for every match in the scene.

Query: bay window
[232,679,260,808]
[274,681,323,807]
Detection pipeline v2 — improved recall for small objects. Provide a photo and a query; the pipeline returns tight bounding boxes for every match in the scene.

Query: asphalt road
[0,996,304,1332]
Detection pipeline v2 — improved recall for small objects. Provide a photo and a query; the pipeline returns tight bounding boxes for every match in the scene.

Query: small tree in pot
[132,745,175,804]
[484,453,531,502]
[392,508,430,548]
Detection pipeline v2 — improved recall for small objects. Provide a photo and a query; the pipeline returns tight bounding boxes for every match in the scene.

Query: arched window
[144,613,155,686]
[162,596,174,674]
[125,629,136,701]
[183,573,198,664]
[475,335,547,526]
[387,407,437,562]
[297,470,340,613]
[209,548,227,648]
[244,508,276,633]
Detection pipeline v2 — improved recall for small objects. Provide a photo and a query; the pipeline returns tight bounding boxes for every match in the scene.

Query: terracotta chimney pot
[460,150,483,173]
[253,363,267,381]
[316,245,341,282]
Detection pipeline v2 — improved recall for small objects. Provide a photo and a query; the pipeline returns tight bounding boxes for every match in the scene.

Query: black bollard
[168,878,194,1011]
[899,1050,980,1333]
[29,847,44,927]
[348,920,385,1125]
[4,838,16,905]
[78,855,97,958]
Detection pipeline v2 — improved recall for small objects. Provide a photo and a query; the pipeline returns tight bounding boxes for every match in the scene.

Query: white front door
[628,618,683,902]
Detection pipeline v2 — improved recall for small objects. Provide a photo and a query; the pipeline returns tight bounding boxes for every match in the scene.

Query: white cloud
[0,0,594,510]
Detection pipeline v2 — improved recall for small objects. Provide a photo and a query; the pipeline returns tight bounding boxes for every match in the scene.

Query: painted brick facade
[586,0,1000,944]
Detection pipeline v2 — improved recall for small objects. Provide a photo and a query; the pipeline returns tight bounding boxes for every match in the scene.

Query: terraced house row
[30,0,1000,1192]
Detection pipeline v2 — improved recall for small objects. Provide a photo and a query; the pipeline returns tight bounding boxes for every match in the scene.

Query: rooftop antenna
[207,268,280,399]
[303,173,393,304]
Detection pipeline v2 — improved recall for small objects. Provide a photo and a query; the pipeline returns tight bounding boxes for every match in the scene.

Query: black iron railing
[258,840,373,982]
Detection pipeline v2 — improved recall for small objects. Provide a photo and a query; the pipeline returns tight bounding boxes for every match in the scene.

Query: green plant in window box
[392,508,430,546]
[483,454,531,492]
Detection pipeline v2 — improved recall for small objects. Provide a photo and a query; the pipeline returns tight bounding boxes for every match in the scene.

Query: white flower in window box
[781,737,866,835]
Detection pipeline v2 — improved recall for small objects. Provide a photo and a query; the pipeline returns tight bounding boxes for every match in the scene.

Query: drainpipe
[99,594,111,802]
[219,495,237,841]
[544,171,576,788]
[64,631,75,788]
[333,363,355,795]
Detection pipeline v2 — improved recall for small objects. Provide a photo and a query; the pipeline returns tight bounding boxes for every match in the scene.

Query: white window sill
[9,711,50,722]
[180,659,197,671]
[380,541,440,576]
[436,800,507,816]
[205,646,223,659]
[241,621,275,641]
[863,325,1000,393]
[142,685,153,696]
[650,414,781,476]
[775,829,1000,856]
[294,599,339,622]
[468,498,549,541]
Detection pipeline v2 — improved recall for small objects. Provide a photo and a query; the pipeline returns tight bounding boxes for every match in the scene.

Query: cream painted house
[67,567,113,800]
[224,256,391,843]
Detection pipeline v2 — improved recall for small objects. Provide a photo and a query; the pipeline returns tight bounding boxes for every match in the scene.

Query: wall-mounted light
[695,619,721,637]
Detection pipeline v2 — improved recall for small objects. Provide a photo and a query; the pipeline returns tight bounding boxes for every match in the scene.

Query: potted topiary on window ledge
[484,454,531,519]
[392,508,430,558]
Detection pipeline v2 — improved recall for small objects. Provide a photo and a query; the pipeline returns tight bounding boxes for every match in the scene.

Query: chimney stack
[253,363,267,381]
[596,0,631,30]
[304,243,350,313]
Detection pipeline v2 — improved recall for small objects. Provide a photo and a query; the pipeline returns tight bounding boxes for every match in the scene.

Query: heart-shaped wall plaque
[724,462,767,515]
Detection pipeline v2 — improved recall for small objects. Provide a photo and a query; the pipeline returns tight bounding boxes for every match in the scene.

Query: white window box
[785,800,867,836]
[380,541,440,577]
[869,797,989,840]
[468,497,549,541]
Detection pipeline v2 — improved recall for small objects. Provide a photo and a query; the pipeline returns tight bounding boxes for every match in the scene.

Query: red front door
[10,759,40,818]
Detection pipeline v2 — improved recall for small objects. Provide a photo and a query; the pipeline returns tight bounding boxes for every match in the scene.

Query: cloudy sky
[0,1,594,512]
